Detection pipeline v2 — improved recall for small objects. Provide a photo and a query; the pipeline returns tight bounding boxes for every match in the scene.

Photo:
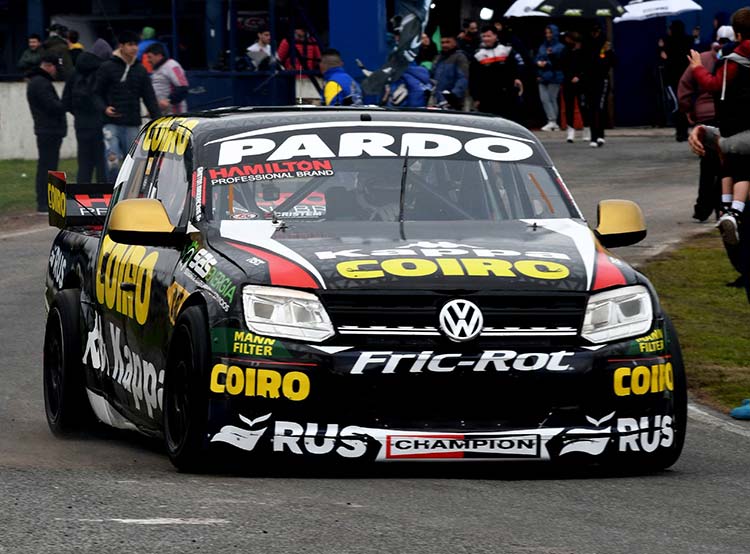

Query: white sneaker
[566,127,575,143]
[541,121,558,131]
[597,138,606,146]
[589,141,599,148]
[582,127,591,141]
[717,210,740,245]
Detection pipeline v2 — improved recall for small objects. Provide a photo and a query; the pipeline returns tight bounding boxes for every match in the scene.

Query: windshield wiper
[398,154,408,241]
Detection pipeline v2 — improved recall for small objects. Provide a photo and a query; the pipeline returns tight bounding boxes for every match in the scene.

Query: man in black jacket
[63,43,109,183]
[94,31,160,182]
[27,54,67,214]
[470,26,524,121]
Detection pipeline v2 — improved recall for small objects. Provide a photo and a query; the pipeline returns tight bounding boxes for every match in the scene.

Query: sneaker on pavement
[730,400,750,420]
[582,127,591,141]
[566,127,575,143]
[597,138,605,146]
[589,141,599,148]
[717,210,741,245]
[541,121,558,131]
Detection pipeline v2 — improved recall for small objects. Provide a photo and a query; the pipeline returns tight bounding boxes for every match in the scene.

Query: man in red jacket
[679,27,732,221]
[689,8,750,244]
[277,27,321,71]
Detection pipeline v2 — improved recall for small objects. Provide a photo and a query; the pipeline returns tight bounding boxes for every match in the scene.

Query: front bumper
[205,321,678,462]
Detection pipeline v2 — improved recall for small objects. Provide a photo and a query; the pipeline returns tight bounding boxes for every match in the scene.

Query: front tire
[43,289,95,435]
[163,305,211,472]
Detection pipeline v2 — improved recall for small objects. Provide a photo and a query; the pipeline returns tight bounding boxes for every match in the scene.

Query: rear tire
[163,305,211,472]
[43,289,95,435]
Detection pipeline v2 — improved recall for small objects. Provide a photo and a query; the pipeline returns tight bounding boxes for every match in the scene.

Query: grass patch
[640,233,750,412]
[0,158,77,214]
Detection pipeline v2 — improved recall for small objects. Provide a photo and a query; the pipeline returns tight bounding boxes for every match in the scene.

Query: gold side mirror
[108,198,182,246]
[595,199,647,248]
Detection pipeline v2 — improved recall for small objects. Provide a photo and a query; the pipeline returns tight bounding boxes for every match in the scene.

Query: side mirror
[594,199,647,248]
[108,198,184,247]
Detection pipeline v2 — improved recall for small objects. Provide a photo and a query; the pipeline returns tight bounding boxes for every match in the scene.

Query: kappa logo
[211,413,271,452]
[439,300,483,342]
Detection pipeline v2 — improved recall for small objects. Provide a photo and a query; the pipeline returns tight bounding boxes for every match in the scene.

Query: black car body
[43,107,686,470]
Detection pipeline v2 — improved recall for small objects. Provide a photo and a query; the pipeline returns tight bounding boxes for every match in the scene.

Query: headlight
[242,285,334,342]
[581,285,653,344]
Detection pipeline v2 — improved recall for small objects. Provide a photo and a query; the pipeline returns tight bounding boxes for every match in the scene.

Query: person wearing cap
[26,54,67,214]
[247,27,274,70]
[62,39,113,184]
[67,29,85,66]
[94,30,160,182]
[678,25,735,222]
[43,24,73,80]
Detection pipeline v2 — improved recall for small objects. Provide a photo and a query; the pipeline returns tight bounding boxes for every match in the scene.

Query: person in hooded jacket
[535,24,565,131]
[386,62,432,107]
[62,39,112,183]
[94,31,160,182]
[27,54,67,213]
[433,34,469,110]
[43,24,73,80]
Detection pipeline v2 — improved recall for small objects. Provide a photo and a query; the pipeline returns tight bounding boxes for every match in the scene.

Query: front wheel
[163,305,211,472]
[43,289,95,435]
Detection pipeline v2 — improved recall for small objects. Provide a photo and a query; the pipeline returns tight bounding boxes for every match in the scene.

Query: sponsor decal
[246,256,266,266]
[315,241,571,261]
[549,412,674,457]
[207,160,334,185]
[631,328,666,354]
[336,258,570,280]
[74,194,110,217]
[194,166,204,221]
[211,328,290,358]
[95,235,158,325]
[209,364,310,401]
[211,413,368,458]
[82,315,164,417]
[618,415,674,452]
[613,362,674,397]
[216,132,535,166]
[49,245,66,289]
[140,117,199,156]
[166,281,189,325]
[555,413,615,456]
[179,242,236,305]
[48,183,66,217]
[385,434,540,459]
[349,350,575,374]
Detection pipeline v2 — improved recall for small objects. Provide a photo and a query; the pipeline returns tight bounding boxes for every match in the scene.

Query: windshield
[199,126,579,223]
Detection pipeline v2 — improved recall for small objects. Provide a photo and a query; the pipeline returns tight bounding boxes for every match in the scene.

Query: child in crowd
[689,7,750,245]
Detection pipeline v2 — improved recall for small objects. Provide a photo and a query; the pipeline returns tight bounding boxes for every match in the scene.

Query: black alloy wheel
[43,289,94,434]
[164,305,211,472]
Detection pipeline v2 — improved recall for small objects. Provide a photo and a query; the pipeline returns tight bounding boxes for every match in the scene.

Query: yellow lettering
[282,371,310,401]
[336,260,384,279]
[614,367,631,396]
[256,369,282,399]
[436,258,465,276]
[134,252,158,325]
[210,364,227,393]
[630,366,650,395]
[664,362,674,391]
[381,258,437,277]
[462,258,515,277]
[225,365,244,395]
[514,260,570,280]
[244,368,256,396]
[263,346,273,356]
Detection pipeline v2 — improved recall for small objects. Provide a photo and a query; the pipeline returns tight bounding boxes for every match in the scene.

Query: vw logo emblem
[438,299,484,342]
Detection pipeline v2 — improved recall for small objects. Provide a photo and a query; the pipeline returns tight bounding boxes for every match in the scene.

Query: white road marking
[688,403,750,439]
[58,518,228,525]
[0,225,50,240]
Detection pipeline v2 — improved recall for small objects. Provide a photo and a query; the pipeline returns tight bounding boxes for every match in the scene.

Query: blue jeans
[103,124,140,183]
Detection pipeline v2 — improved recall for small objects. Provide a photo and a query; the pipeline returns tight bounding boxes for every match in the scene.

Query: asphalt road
[2,135,750,554]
